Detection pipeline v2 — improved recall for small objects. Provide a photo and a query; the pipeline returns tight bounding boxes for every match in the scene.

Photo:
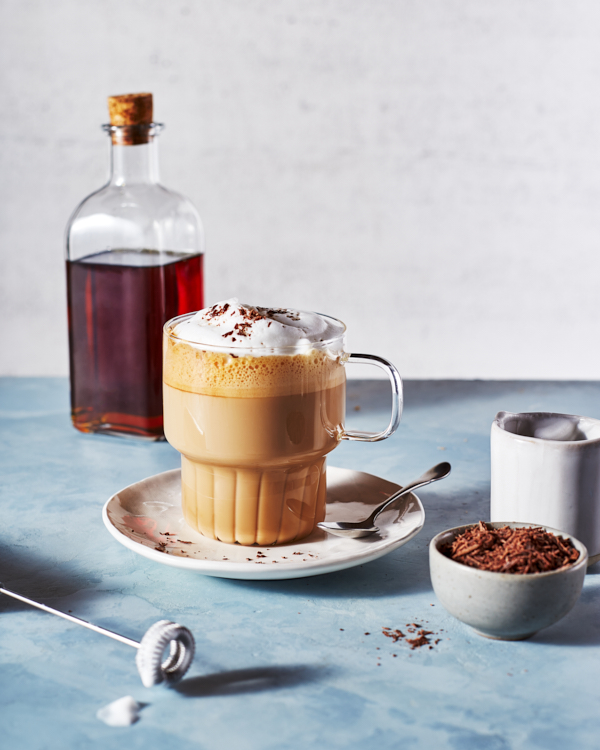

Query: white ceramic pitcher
[491,411,600,564]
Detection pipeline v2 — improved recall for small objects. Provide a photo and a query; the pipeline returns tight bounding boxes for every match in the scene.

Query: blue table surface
[1,377,599,750]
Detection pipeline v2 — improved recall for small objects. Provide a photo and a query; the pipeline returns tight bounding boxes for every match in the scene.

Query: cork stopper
[107,93,154,145]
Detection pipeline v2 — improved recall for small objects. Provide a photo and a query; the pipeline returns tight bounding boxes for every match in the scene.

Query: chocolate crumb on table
[382,628,405,642]
[406,633,431,650]
[381,624,443,651]
[442,521,580,573]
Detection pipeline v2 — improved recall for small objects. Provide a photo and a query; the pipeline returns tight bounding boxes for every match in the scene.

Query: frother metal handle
[0,584,139,648]
[0,583,195,686]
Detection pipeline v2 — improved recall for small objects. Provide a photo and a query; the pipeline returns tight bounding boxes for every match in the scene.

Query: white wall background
[2,0,600,379]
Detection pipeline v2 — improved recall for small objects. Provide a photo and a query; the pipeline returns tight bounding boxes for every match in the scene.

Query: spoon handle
[367,462,451,525]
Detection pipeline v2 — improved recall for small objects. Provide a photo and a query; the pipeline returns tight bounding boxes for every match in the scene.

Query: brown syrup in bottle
[66,249,203,439]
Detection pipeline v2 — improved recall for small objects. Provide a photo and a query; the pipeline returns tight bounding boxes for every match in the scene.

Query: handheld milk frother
[0,583,195,687]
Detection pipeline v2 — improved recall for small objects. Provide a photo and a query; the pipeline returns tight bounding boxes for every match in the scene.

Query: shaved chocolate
[442,521,580,574]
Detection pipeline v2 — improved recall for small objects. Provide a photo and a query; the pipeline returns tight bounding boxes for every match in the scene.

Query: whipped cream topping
[172,299,345,352]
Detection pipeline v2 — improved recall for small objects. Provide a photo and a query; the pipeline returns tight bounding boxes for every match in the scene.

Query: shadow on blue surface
[585,559,600,575]
[174,664,330,697]
[0,545,101,610]
[225,553,431,599]
[529,586,600,647]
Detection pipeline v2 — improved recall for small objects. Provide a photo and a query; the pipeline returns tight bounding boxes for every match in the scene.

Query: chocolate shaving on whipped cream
[173,299,344,352]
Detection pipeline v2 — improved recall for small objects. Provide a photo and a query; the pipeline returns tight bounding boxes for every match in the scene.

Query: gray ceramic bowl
[429,522,588,640]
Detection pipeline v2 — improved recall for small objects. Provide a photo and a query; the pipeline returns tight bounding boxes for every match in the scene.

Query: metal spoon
[317,461,451,538]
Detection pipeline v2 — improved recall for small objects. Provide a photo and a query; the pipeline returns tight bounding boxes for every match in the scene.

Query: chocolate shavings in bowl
[441,521,580,574]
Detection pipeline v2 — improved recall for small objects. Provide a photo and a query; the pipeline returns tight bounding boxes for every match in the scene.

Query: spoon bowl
[318,461,451,538]
[318,522,381,539]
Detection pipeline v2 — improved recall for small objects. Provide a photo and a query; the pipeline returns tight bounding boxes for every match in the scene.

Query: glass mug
[163,312,402,546]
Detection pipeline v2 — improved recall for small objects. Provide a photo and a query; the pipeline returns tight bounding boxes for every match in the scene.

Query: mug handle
[340,353,403,442]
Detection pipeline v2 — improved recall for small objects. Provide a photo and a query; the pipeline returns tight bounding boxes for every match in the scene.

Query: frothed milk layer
[164,344,345,397]
[164,301,346,398]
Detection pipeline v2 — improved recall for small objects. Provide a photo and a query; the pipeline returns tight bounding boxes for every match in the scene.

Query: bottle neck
[109,139,160,186]
[103,123,163,186]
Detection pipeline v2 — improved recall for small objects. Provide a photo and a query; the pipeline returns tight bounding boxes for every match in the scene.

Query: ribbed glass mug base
[181,455,327,545]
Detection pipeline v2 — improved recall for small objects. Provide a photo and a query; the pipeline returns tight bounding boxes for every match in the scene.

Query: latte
[163,301,346,545]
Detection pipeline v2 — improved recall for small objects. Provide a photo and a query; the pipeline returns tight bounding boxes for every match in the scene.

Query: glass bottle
[65,92,204,440]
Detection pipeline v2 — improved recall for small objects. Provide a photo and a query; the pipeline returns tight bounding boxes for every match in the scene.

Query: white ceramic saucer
[102,467,424,580]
